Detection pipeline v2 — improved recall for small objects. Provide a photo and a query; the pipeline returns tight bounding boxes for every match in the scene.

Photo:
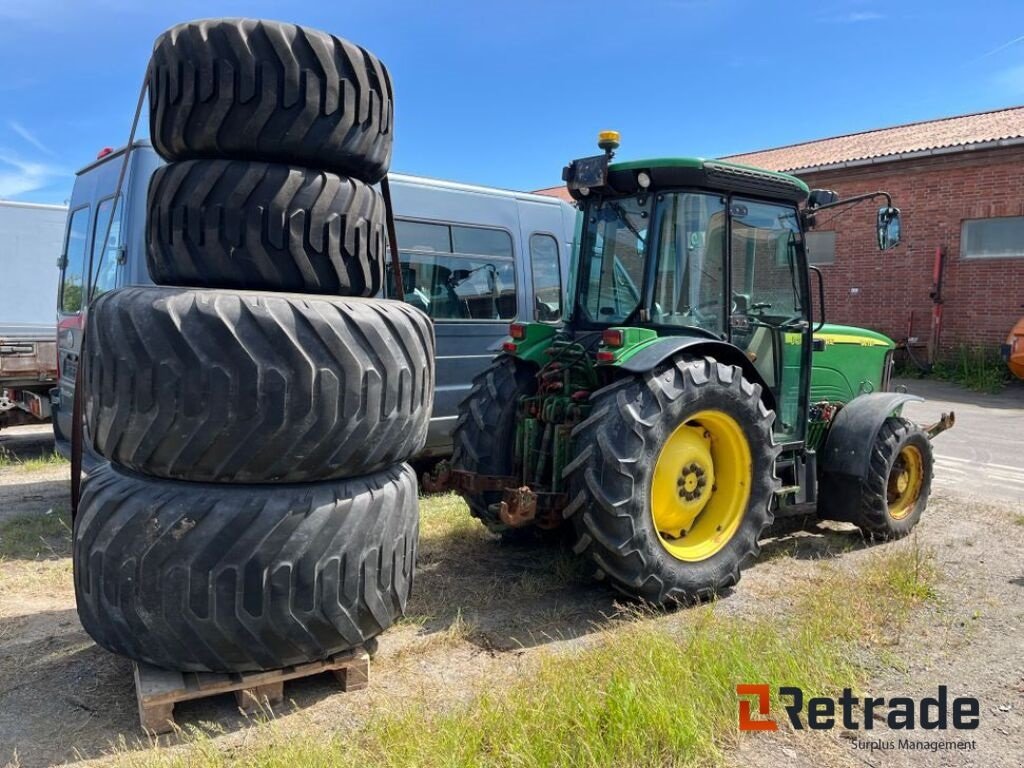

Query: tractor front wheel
[819,417,933,539]
[564,356,779,605]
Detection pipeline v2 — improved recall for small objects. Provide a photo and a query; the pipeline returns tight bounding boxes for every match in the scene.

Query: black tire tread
[147,159,385,296]
[564,356,780,605]
[451,357,536,534]
[74,461,418,673]
[819,417,933,539]
[148,18,393,182]
[84,286,434,484]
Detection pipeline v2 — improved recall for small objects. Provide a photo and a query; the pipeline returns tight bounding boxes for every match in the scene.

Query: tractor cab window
[651,192,727,337]
[729,200,802,327]
[578,195,649,323]
[729,198,806,441]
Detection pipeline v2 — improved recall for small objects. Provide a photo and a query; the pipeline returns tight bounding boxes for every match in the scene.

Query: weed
[119,543,937,768]
[931,345,1010,393]
[0,447,68,472]
[0,507,71,560]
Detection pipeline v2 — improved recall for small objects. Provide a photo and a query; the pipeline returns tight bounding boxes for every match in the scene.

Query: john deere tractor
[437,132,954,605]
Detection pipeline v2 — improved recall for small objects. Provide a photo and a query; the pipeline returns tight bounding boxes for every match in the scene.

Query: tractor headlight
[637,171,651,189]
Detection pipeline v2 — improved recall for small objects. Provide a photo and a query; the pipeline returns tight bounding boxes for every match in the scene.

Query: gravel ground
[0,376,1020,768]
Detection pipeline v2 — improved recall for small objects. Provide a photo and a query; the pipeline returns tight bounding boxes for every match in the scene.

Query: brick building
[535,107,1024,359]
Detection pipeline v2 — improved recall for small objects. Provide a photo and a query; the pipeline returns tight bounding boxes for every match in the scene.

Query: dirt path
[0,479,1020,768]
[0,424,68,526]
[0,408,1022,767]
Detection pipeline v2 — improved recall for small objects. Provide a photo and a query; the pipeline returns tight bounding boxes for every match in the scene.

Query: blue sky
[2,0,1024,203]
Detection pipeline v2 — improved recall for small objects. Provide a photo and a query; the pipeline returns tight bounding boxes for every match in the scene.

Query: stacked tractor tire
[72,18,434,673]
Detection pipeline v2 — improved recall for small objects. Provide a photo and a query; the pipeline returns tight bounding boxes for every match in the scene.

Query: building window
[805,230,836,265]
[529,233,561,322]
[961,217,1024,259]
[387,220,516,320]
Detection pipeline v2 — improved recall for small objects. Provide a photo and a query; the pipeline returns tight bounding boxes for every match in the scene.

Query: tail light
[509,323,526,340]
[602,329,624,348]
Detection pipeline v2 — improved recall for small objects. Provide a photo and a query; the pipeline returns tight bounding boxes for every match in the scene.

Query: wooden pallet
[133,649,370,734]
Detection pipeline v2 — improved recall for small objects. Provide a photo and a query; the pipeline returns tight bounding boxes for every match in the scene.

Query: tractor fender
[615,337,777,414]
[820,393,923,479]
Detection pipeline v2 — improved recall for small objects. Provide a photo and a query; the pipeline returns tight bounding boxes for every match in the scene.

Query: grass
[118,535,937,768]
[0,447,69,472]
[1013,513,1024,527]
[0,507,71,560]
[931,345,1011,393]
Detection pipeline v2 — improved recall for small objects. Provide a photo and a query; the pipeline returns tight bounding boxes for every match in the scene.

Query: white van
[52,142,577,458]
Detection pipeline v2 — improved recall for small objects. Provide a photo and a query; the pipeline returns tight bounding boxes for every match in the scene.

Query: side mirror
[808,189,839,208]
[877,206,901,250]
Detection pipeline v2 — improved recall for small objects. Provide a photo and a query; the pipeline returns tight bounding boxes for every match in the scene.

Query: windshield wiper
[610,202,646,244]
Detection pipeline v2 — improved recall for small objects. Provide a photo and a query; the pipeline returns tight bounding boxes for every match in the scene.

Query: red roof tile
[722,106,1024,173]
[531,185,574,202]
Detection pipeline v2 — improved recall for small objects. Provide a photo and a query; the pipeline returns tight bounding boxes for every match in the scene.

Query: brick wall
[800,146,1024,357]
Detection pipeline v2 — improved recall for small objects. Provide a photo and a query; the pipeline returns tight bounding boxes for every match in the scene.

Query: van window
[60,207,90,313]
[452,226,513,257]
[529,233,561,322]
[398,220,450,252]
[90,196,123,300]
[389,220,517,321]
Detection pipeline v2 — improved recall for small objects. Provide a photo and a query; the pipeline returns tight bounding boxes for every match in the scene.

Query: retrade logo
[736,685,980,732]
[736,684,778,731]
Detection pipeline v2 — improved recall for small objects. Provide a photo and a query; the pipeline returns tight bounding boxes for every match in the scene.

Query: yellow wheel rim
[887,444,924,520]
[650,410,752,562]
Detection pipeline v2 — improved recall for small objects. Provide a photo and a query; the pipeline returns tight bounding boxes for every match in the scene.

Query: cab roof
[575,156,810,205]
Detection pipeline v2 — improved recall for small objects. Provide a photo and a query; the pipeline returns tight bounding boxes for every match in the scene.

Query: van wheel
[84,287,434,484]
[148,19,393,183]
[147,160,385,296]
[74,461,418,672]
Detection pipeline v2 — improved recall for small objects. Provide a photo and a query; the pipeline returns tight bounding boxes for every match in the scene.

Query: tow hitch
[923,411,956,440]
[422,461,566,528]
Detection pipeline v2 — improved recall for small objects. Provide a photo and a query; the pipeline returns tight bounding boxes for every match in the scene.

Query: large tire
[818,417,933,539]
[451,357,536,534]
[74,461,418,673]
[148,18,393,182]
[147,160,385,296]
[564,356,779,605]
[84,286,434,484]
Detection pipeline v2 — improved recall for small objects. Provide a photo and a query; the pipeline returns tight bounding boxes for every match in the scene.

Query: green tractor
[435,131,954,604]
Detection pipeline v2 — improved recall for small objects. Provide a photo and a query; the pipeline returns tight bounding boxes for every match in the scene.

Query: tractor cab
[437,132,952,607]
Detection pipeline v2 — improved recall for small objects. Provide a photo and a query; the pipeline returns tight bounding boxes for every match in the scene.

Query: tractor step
[132,648,370,734]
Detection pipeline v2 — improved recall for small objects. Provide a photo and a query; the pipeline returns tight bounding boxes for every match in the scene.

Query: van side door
[386,219,518,455]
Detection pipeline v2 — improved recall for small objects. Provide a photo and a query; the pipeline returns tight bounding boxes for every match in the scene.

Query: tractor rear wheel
[564,356,779,605]
[819,417,932,539]
[451,357,536,534]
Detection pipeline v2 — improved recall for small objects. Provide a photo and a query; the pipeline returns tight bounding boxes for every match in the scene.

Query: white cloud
[8,121,54,156]
[0,151,65,198]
